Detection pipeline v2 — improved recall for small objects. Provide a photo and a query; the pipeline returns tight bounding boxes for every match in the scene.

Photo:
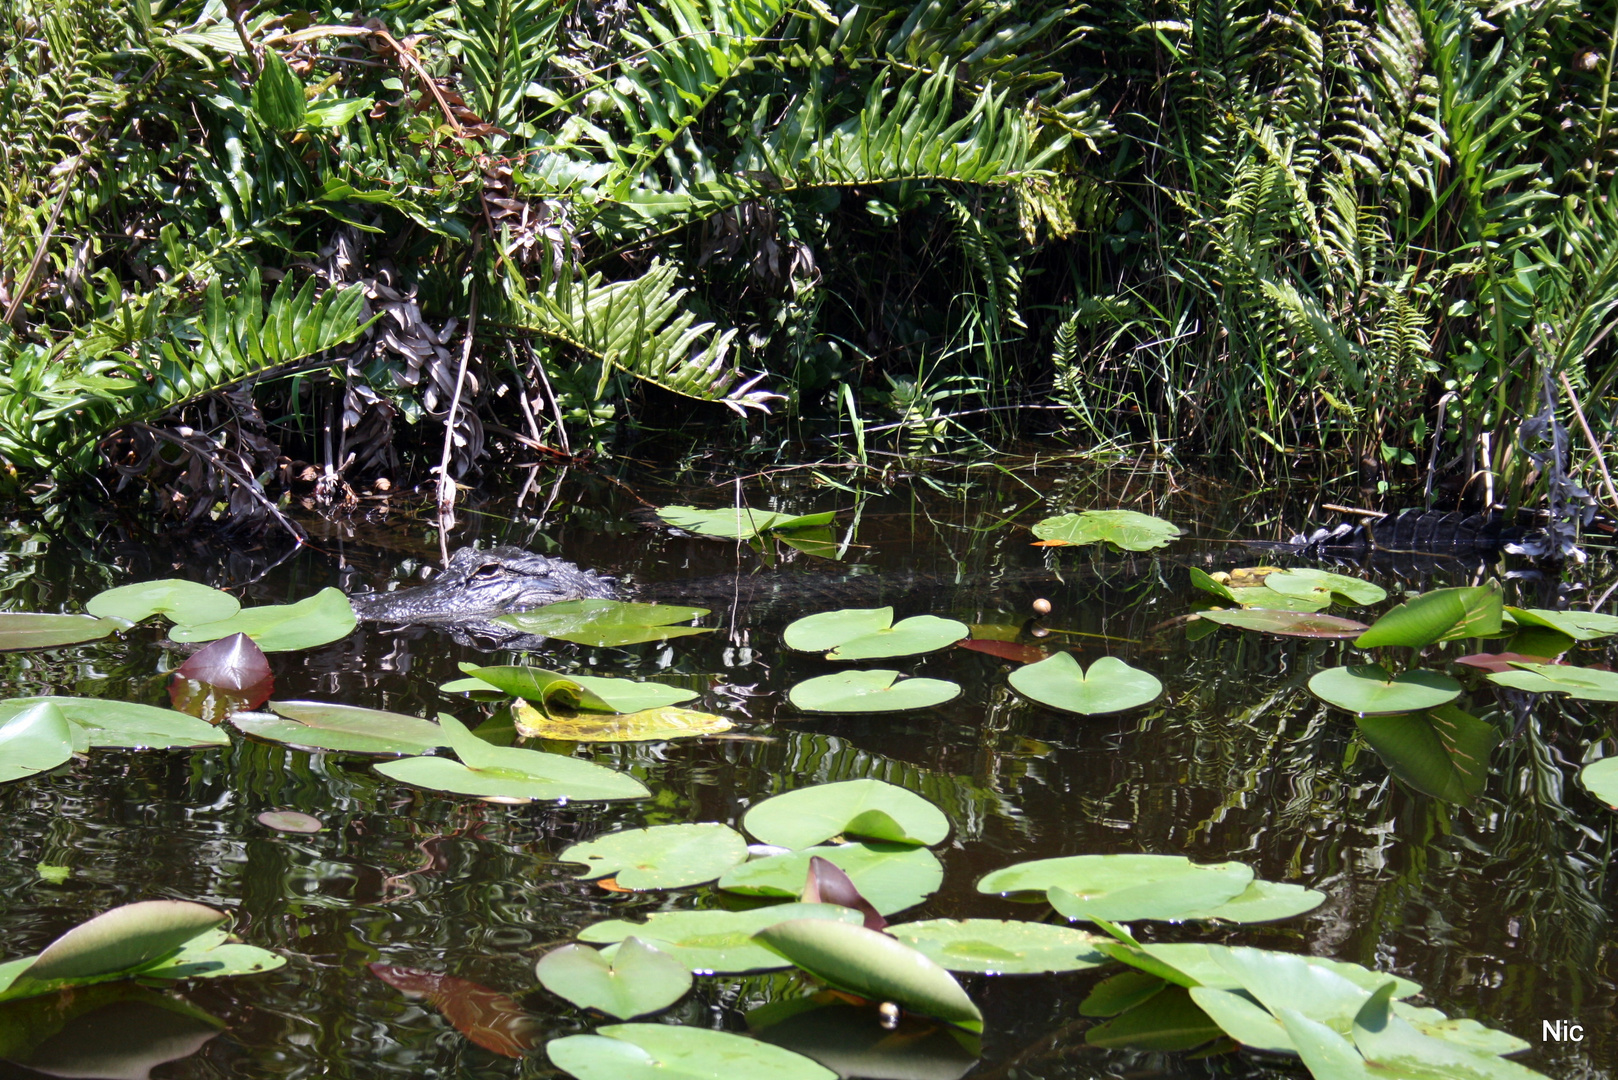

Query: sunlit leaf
[782,608,969,660]
[1195,608,1368,638]
[512,700,732,741]
[1173,880,1327,923]
[1007,652,1161,715]
[1262,569,1387,607]
[657,505,835,540]
[888,919,1108,974]
[742,778,950,849]
[1355,705,1499,803]
[495,599,712,646]
[578,903,865,974]
[1487,662,1618,701]
[169,588,357,651]
[0,703,74,783]
[1580,756,1618,808]
[233,702,447,754]
[1354,584,1502,649]
[787,670,960,713]
[1503,606,1618,641]
[1307,664,1461,714]
[86,579,240,625]
[549,1023,835,1080]
[719,842,943,915]
[0,697,227,750]
[536,939,691,1019]
[1032,510,1181,551]
[22,902,226,984]
[1084,984,1221,1050]
[978,853,1253,923]
[560,823,748,889]
[0,614,119,651]
[459,663,696,712]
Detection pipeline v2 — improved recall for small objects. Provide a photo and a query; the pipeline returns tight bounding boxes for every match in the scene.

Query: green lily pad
[560,823,749,889]
[1032,510,1182,552]
[512,701,733,741]
[1224,588,1330,613]
[1351,982,1548,1080]
[233,701,448,754]
[656,506,835,540]
[169,588,357,651]
[1308,664,1461,715]
[132,925,285,979]
[373,712,648,802]
[888,919,1108,974]
[536,939,692,1019]
[1174,880,1327,923]
[787,670,960,713]
[742,778,950,849]
[1100,941,1422,999]
[495,599,712,647]
[1263,569,1387,607]
[753,920,984,1032]
[1355,705,1499,804]
[549,1023,835,1080]
[1354,584,1502,649]
[24,901,226,983]
[578,903,865,974]
[0,613,119,651]
[1580,756,1618,808]
[1504,606,1618,642]
[0,702,74,783]
[1007,652,1162,715]
[1084,983,1222,1050]
[0,697,227,751]
[977,853,1254,923]
[782,607,969,660]
[1195,608,1369,638]
[1487,662,1618,701]
[85,580,240,625]
[458,663,696,713]
[718,842,943,915]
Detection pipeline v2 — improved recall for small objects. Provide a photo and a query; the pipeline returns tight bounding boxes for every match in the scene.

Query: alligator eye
[472,564,503,578]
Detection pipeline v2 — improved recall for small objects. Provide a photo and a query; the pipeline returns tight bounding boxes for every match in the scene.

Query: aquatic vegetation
[1008,652,1163,715]
[494,599,712,646]
[787,670,962,712]
[1032,510,1183,551]
[783,607,970,659]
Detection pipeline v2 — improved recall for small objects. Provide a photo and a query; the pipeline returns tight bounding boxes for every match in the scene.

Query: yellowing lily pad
[513,700,732,741]
[460,663,697,713]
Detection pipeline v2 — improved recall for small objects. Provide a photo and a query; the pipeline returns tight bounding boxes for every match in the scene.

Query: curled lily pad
[1194,608,1368,638]
[1354,583,1502,649]
[0,702,75,783]
[1487,662,1618,701]
[888,920,1108,974]
[1308,664,1461,715]
[742,778,950,849]
[560,823,749,889]
[578,903,865,974]
[782,607,968,660]
[1008,652,1161,715]
[719,842,943,915]
[512,700,732,741]
[657,505,835,540]
[1504,606,1618,641]
[169,588,357,652]
[495,599,712,647]
[17,901,226,985]
[536,939,692,1019]
[1032,510,1181,551]
[458,663,696,713]
[549,1024,835,1080]
[0,614,119,651]
[86,579,240,625]
[788,670,960,713]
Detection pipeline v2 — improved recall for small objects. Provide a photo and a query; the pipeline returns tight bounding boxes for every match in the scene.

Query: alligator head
[348,545,619,626]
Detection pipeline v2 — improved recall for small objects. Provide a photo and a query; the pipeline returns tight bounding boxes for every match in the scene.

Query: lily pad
[1308,664,1461,714]
[458,663,696,713]
[0,702,75,783]
[718,842,943,915]
[1174,880,1327,923]
[1194,607,1369,638]
[85,579,240,625]
[1007,652,1162,715]
[0,697,228,750]
[234,701,447,754]
[657,505,836,540]
[1099,940,1422,999]
[1354,583,1502,649]
[1487,662,1618,702]
[560,823,749,889]
[512,700,732,741]
[169,588,357,652]
[1355,705,1499,804]
[0,613,119,651]
[1032,510,1182,551]
[1084,983,1222,1050]
[373,712,648,802]
[495,599,712,647]
[536,939,692,1019]
[1503,606,1618,641]
[257,810,323,833]
[753,920,984,1032]
[742,778,950,849]
[578,903,865,974]
[782,607,969,660]
[133,926,284,980]
[1580,757,1618,808]
[787,670,960,713]
[370,965,542,1057]
[17,902,226,986]
[549,1023,835,1080]
[1262,569,1387,607]
[977,853,1254,923]
[888,919,1108,974]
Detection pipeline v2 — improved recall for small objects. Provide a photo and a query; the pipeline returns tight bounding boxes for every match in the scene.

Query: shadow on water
[0,461,1615,1078]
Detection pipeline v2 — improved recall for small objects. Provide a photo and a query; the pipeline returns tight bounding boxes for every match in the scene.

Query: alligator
[348,510,1539,643]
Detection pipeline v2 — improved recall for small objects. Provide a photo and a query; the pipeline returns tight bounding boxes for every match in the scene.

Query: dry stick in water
[1559,371,1618,513]
[436,282,479,565]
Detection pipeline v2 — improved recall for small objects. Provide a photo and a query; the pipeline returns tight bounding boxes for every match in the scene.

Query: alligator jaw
[348,545,618,626]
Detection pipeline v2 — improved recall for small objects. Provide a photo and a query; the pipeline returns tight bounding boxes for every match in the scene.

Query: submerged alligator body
[349,510,1538,642]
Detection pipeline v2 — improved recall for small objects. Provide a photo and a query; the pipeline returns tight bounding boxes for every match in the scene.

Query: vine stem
[436,279,479,564]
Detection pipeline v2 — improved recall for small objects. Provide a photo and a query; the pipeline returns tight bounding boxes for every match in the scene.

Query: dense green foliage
[1,0,1614,516]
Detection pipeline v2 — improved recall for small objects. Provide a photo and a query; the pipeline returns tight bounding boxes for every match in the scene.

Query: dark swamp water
[2,461,1616,1080]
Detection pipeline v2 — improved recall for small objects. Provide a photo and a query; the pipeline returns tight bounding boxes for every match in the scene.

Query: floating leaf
[370,965,544,1057]
[495,599,712,647]
[1308,664,1461,714]
[549,1023,835,1080]
[169,588,357,652]
[1031,510,1182,551]
[1503,606,1618,641]
[1174,880,1327,923]
[458,663,696,713]
[956,638,1050,662]
[0,697,228,750]
[1487,662,1618,701]
[1084,984,1221,1050]
[782,608,892,652]
[512,700,732,741]
[110,925,283,981]
[1452,651,1562,673]
[719,842,943,915]
[257,810,323,833]
[1580,757,1618,808]
[657,505,836,540]
[1262,569,1387,607]
[978,854,1253,923]
[747,1000,980,1079]
[1099,941,1422,999]
[561,823,749,889]
[742,778,950,849]
[169,633,273,720]
[0,613,118,651]
[22,902,226,984]
[86,580,240,625]
[1350,981,1548,1080]
[753,920,984,1032]
[374,713,648,802]
[1355,705,1499,804]
[1194,608,1368,638]
[1008,652,1162,715]
[0,703,74,783]
[536,939,692,1019]
[802,855,886,931]
[1354,584,1502,649]
[889,920,1108,974]
[782,607,969,660]
[578,903,865,974]
[233,702,447,755]
[787,670,960,713]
